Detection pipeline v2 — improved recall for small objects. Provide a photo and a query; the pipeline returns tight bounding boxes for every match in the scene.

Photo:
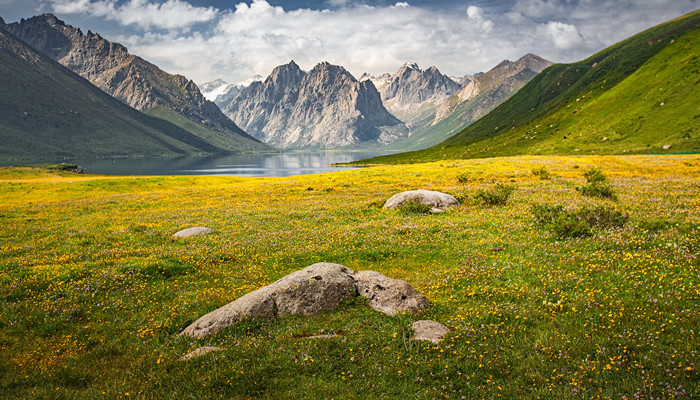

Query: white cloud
[48,0,217,30]
[42,0,700,85]
[545,21,584,49]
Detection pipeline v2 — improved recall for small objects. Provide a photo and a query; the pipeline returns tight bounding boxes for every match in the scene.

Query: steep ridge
[0,26,227,161]
[362,63,462,121]
[2,14,267,153]
[383,54,551,151]
[222,61,407,149]
[358,9,700,164]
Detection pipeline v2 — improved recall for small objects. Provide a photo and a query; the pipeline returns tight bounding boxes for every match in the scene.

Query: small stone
[412,320,450,343]
[180,346,223,361]
[172,227,213,238]
[662,145,671,150]
[430,208,445,214]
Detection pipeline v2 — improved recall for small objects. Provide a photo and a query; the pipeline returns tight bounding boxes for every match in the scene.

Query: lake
[60,151,391,176]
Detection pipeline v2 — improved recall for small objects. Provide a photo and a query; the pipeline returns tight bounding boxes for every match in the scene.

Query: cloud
[545,21,583,49]
[48,0,217,30]
[46,0,699,85]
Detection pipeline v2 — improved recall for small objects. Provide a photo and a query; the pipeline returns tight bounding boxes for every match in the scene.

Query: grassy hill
[1,155,698,398]
[359,10,700,164]
[0,28,265,163]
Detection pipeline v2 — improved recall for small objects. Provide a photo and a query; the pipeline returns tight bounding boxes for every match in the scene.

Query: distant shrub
[474,184,516,206]
[532,203,628,239]
[577,168,617,200]
[456,173,475,184]
[398,201,432,215]
[531,166,551,180]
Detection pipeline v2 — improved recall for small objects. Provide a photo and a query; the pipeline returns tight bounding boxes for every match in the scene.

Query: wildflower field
[1,155,698,399]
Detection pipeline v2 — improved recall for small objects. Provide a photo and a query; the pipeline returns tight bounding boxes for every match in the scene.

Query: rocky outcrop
[2,14,264,152]
[383,189,460,210]
[412,320,450,343]
[172,227,214,238]
[181,262,430,338]
[221,61,408,149]
[362,63,462,120]
[354,270,431,316]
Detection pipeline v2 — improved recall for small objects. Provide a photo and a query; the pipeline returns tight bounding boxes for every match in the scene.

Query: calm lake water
[61,151,392,176]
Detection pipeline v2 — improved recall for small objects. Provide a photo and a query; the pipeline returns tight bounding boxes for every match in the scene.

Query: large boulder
[172,227,214,238]
[180,262,430,339]
[180,263,357,338]
[383,189,459,210]
[354,270,431,316]
[272,263,357,317]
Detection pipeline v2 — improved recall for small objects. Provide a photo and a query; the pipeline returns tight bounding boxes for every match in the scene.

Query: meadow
[1,155,698,399]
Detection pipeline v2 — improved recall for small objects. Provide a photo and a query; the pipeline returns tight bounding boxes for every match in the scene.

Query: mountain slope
[360,10,700,164]
[222,61,407,149]
[382,54,552,151]
[2,14,267,153]
[0,27,228,161]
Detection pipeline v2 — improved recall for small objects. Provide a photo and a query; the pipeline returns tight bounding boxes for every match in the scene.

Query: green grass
[1,154,699,399]
[358,9,700,165]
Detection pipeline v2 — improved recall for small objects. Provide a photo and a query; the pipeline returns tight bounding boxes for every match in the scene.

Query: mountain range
[200,76,264,108]
[359,9,700,164]
[219,61,407,149]
[1,14,267,155]
[0,24,242,160]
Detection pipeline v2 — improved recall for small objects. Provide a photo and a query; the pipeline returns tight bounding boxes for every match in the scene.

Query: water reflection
[67,151,391,176]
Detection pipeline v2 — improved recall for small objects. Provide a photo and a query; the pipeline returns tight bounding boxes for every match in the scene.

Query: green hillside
[359,10,700,164]
[0,28,264,163]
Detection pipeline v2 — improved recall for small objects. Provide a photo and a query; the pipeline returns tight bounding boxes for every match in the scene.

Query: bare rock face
[363,62,462,121]
[412,320,450,343]
[383,189,460,210]
[172,227,213,238]
[181,263,430,338]
[180,263,357,339]
[354,271,431,316]
[222,61,408,149]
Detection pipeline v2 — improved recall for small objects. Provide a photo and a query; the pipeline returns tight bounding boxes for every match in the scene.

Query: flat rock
[181,263,357,338]
[383,189,459,210]
[412,320,449,343]
[180,346,223,361]
[172,227,214,238]
[354,270,431,316]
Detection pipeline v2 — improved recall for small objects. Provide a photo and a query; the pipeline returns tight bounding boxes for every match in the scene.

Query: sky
[1,0,698,85]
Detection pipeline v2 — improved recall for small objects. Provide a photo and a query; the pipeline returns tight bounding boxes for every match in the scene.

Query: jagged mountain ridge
[222,61,407,149]
[0,26,233,160]
[2,14,266,153]
[361,63,462,121]
[381,53,552,151]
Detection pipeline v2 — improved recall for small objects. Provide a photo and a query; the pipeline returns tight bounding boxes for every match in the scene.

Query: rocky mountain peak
[370,62,462,120]
[221,61,406,149]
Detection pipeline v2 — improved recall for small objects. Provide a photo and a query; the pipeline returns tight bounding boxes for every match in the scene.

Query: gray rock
[354,270,431,316]
[172,227,213,238]
[180,346,223,361]
[272,263,357,318]
[412,320,450,343]
[181,263,357,338]
[383,189,459,210]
